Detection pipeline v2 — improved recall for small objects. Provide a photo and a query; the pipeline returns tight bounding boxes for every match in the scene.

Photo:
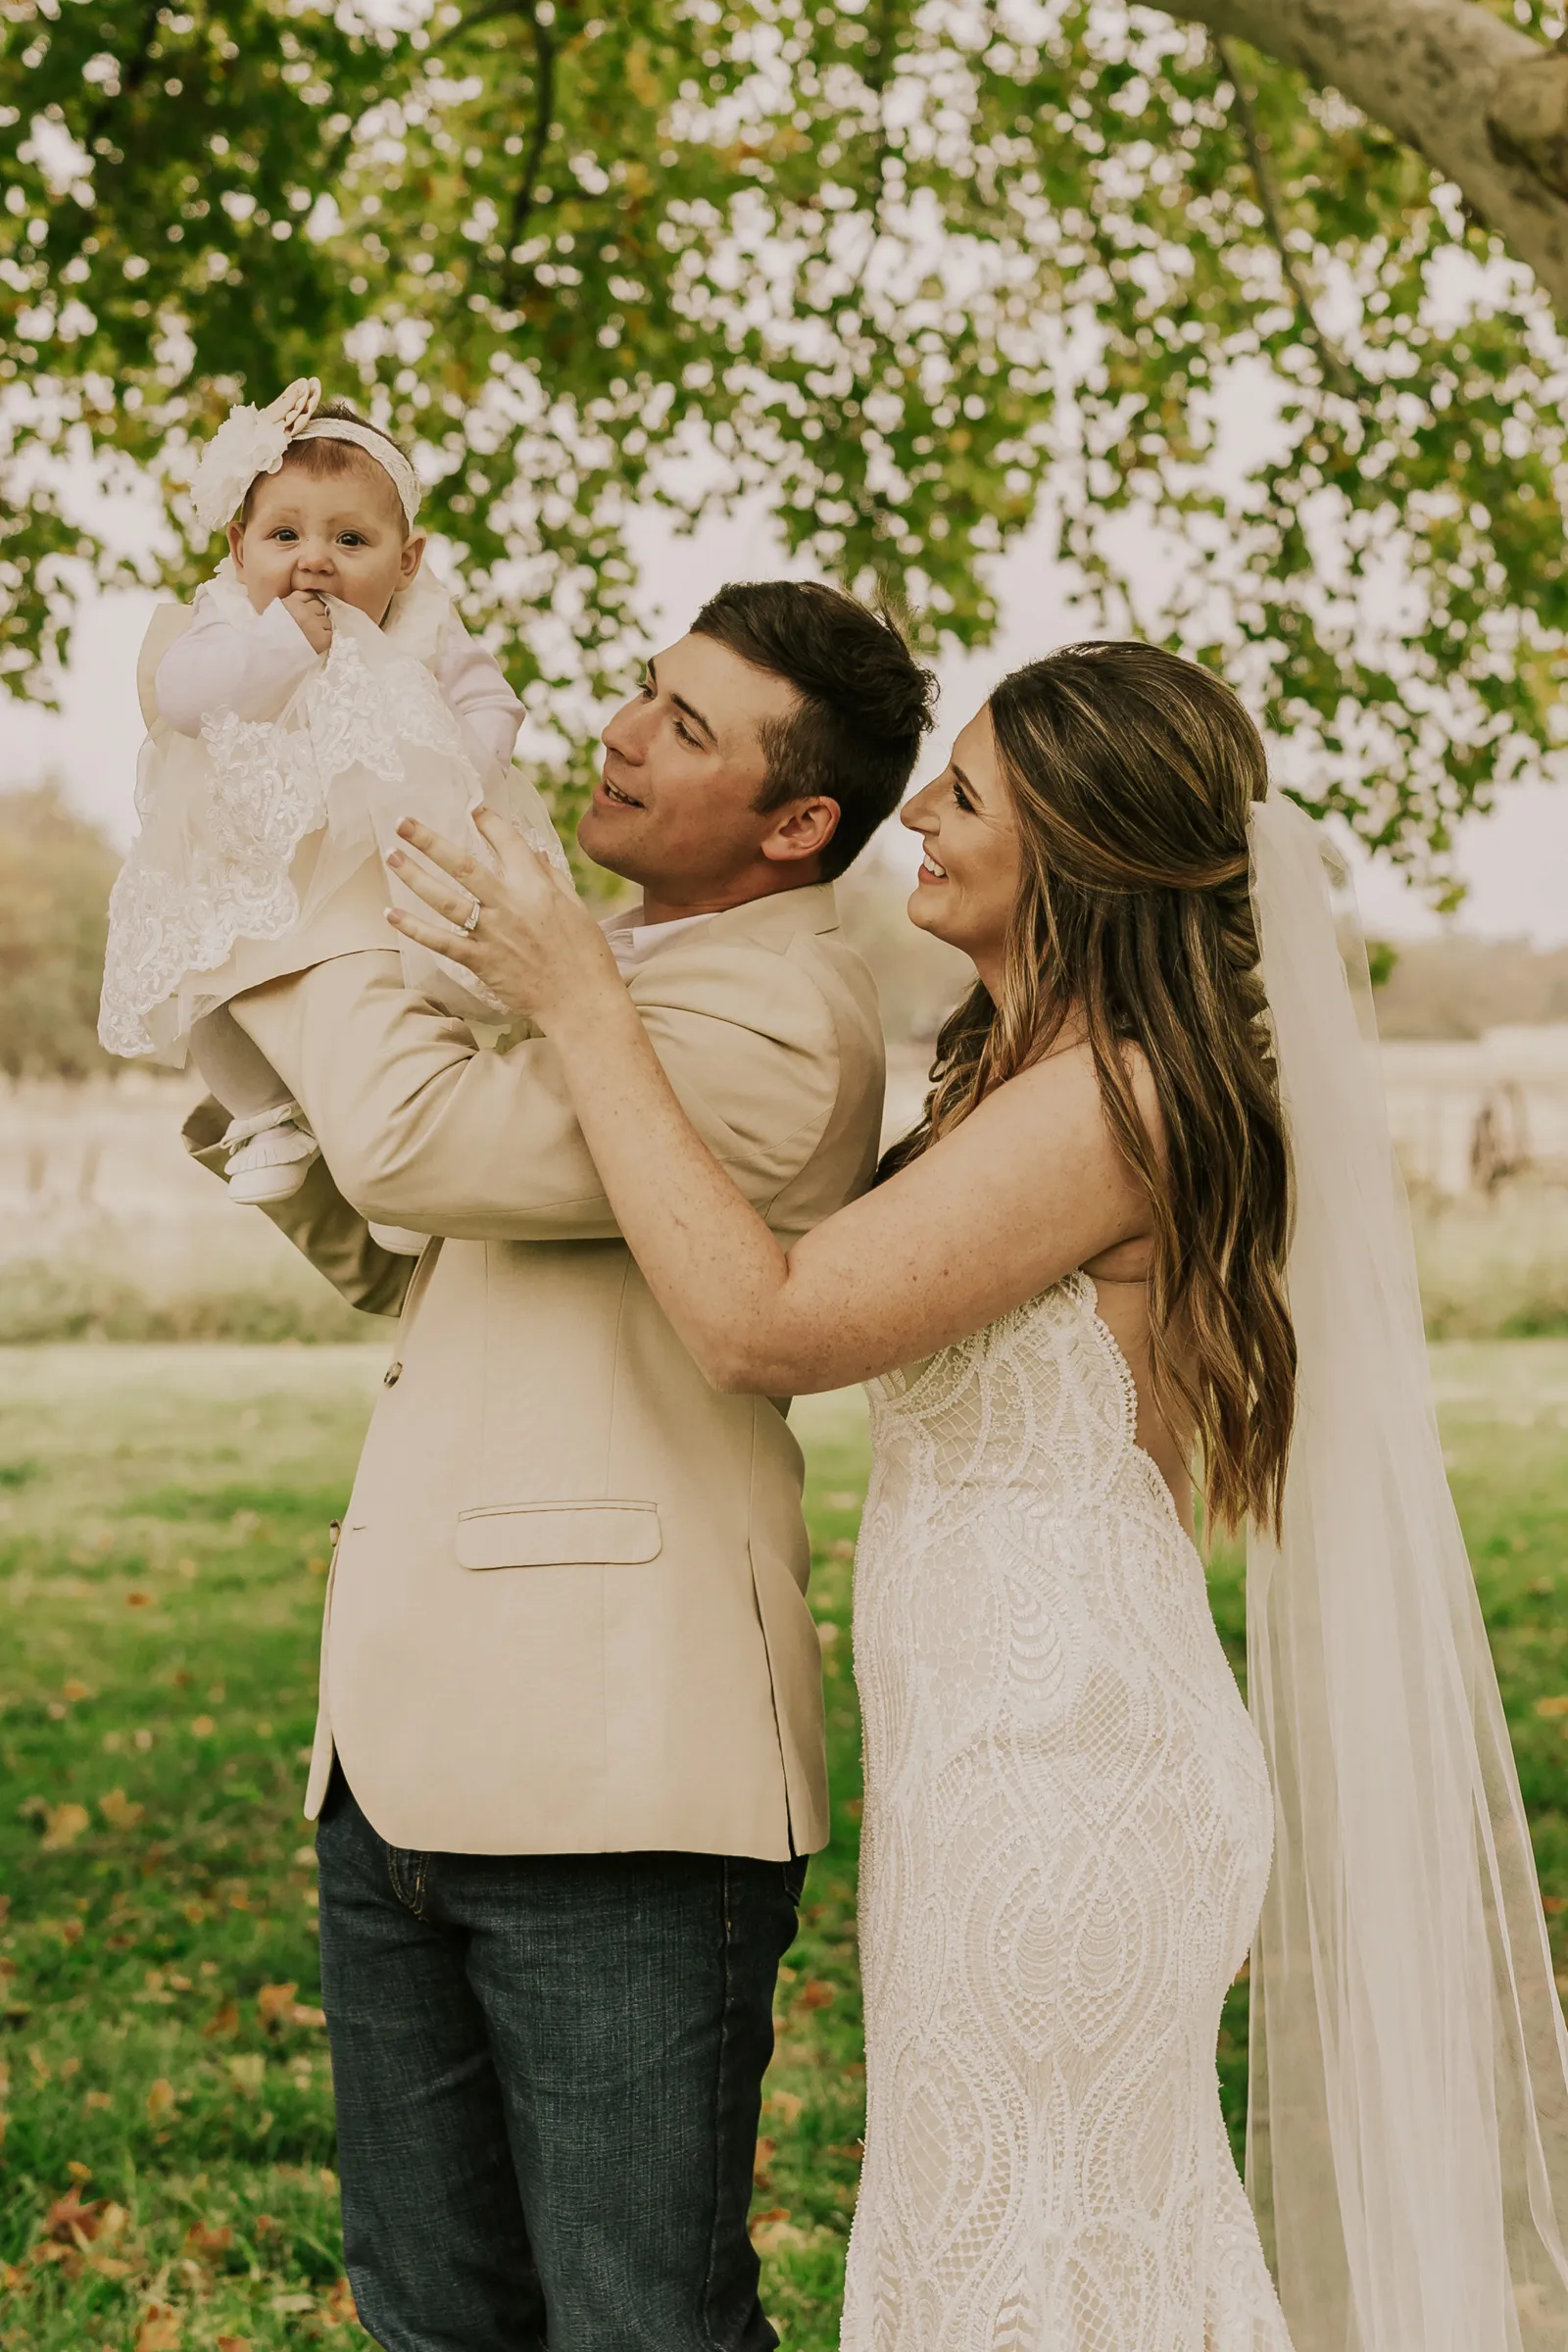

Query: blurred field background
[6,781,1568,1346]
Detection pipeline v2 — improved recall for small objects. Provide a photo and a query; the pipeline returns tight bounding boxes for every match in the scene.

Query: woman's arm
[386,812,1152,1396]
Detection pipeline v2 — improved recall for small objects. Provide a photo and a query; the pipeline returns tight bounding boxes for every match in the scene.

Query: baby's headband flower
[189,378,422,536]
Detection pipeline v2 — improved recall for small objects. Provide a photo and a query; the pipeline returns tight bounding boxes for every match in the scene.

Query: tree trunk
[1162,0,1568,319]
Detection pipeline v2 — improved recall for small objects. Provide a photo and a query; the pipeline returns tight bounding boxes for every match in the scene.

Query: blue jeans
[315,1767,805,2352]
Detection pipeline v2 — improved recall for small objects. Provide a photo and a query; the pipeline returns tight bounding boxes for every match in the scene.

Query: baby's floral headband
[189,378,422,537]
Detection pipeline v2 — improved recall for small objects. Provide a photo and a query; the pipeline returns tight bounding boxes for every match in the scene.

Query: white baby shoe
[221,1103,320,1204]
[367,1222,428,1256]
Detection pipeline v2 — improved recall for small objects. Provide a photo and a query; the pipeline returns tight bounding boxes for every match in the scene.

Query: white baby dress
[99,560,569,1063]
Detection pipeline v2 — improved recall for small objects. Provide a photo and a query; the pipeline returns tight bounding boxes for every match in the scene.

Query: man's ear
[399,531,428,588]
[760,796,841,870]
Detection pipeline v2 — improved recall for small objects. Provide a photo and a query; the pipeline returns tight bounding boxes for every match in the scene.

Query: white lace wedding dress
[841,1273,1294,2352]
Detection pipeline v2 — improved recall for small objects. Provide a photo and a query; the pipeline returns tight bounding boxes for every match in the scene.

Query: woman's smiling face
[902,705,1024,988]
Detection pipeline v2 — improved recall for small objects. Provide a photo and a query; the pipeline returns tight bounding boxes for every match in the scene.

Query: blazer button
[383,1363,402,1387]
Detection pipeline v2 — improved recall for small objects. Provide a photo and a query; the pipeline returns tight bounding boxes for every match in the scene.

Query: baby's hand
[283,589,333,656]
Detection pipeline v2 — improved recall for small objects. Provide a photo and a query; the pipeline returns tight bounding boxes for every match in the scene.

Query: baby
[100,379,567,1249]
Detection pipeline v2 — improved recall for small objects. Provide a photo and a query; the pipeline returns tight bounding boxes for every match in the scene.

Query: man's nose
[601,694,646,759]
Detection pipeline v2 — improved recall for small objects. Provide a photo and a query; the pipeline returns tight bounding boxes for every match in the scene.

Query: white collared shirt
[601,906,719,978]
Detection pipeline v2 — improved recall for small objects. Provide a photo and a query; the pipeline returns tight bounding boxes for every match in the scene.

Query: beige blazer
[183,884,884,1859]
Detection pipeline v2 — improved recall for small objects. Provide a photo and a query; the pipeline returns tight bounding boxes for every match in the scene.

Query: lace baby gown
[842,1274,1293,2352]
[100,562,567,1064]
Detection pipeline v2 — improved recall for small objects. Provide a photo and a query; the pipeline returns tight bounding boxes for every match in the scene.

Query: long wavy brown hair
[880,640,1295,1535]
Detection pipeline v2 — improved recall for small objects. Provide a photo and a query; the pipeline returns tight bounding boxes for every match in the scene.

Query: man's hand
[387,808,620,1034]
[283,589,333,656]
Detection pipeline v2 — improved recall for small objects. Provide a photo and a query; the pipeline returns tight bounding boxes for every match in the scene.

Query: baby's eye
[271,527,298,542]
[337,532,368,547]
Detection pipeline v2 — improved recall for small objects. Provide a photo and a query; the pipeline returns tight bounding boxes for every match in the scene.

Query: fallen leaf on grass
[217,2339,252,2351]
[797,1980,835,2010]
[1537,1695,1568,1718]
[40,1802,90,1850]
[125,1592,153,1609]
[270,2291,316,2314]
[203,2002,240,2039]
[764,2089,804,2125]
[1545,1896,1567,1916]
[289,2001,327,2028]
[41,2186,126,2248]
[101,1788,146,1830]
[754,2135,776,2185]
[61,1679,91,1702]
[30,2239,82,2275]
[190,1715,216,1738]
[226,2054,266,2095]
[184,2221,233,2262]
[323,2277,359,2325]
[750,2208,808,2252]
[257,1981,298,2027]
[145,2077,175,2122]
[85,2089,112,2110]
[136,2308,183,2350]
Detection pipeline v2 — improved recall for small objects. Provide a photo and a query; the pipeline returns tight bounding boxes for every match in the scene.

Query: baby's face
[228,464,424,624]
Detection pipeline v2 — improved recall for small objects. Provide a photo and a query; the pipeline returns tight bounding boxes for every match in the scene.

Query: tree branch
[508,0,557,258]
[1210,37,1362,401]
[1158,0,1568,320]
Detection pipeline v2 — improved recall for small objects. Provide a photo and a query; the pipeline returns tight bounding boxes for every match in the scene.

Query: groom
[182,580,934,2352]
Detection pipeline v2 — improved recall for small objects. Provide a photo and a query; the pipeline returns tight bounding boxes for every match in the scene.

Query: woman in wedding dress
[387,638,1568,2352]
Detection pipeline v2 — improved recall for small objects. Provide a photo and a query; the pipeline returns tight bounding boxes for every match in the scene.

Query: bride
[386,638,1568,2350]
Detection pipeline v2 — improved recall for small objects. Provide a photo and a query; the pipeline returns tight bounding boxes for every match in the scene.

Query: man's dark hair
[690,581,937,880]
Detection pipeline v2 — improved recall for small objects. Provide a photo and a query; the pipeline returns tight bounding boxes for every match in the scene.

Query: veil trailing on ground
[1244,791,1568,2352]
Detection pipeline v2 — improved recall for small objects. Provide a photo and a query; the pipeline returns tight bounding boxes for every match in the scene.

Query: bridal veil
[1245,791,1568,2350]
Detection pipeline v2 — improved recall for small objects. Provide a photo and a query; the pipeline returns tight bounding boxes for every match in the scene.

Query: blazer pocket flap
[455,1501,662,1571]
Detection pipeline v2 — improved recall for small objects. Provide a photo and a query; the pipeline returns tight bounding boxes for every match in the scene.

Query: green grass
[3,1346,1568,2349]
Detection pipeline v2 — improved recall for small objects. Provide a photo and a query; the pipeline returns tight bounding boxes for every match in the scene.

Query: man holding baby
[178,528,933,2349]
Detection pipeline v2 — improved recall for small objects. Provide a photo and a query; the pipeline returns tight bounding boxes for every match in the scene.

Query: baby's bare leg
[191,1006,319,1205]
[190,1004,295,1119]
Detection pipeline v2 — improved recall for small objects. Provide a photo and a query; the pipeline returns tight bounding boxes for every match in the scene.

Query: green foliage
[1365,938,1399,992]
[0,782,119,1079]
[4,3,1568,866]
